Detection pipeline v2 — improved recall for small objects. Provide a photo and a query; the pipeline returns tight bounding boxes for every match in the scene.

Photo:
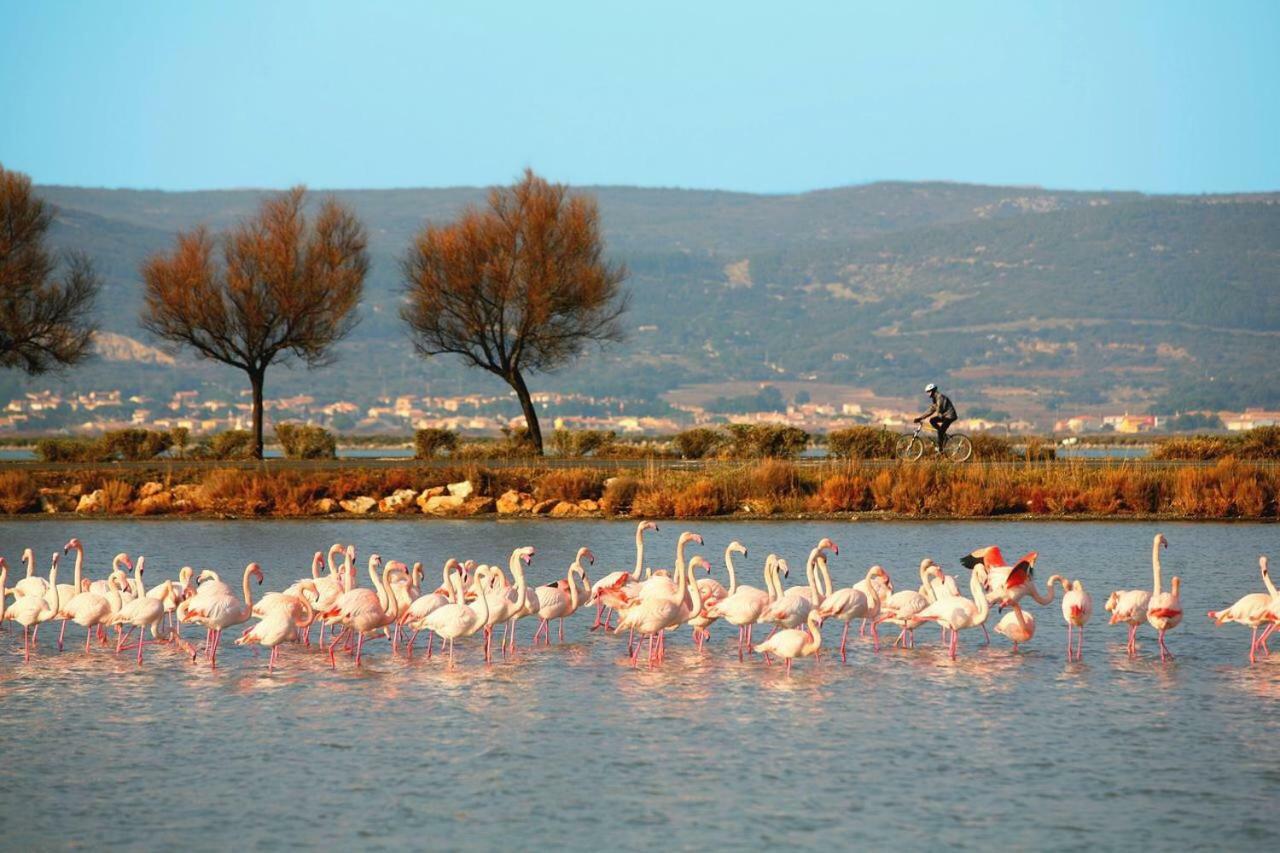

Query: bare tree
[0,165,100,374]
[400,170,628,453]
[141,187,368,459]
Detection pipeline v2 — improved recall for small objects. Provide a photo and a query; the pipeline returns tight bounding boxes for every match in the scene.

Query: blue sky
[2,0,1277,193]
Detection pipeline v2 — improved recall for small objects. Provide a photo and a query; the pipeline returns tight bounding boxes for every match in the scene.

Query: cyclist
[913,383,958,454]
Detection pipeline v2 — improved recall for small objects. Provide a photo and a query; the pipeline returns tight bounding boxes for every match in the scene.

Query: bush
[275,423,336,460]
[551,429,617,458]
[673,480,728,517]
[534,468,607,502]
[600,476,640,515]
[815,473,870,512]
[748,460,804,497]
[206,430,256,460]
[0,471,38,513]
[1022,438,1057,462]
[201,468,271,514]
[967,433,1017,461]
[827,427,896,459]
[1236,426,1280,460]
[631,486,675,517]
[722,424,810,459]
[1152,436,1232,460]
[170,427,191,458]
[414,428,459,459]
[36,437,106,463]
[100,479,134,513]
[673,428,723,460]
[99,429,173,461]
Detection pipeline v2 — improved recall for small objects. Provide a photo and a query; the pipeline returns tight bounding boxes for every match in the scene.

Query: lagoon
[0,518,1278,850]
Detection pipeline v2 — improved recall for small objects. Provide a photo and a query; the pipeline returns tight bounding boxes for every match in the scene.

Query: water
[1,518,1278,851]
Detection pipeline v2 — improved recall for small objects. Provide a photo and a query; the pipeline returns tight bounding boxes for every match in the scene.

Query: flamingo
[183,562,263,667]
[913,565,991,660]
[685,543,736,650]
[875,559,936,648]
[615,544,703,666]
[854,565,892,640]
[533,551,590,645]
[961,545,1053,609]
[499,546,539,656]
[3,553,60,661]
[1145,534,1182,662]
[326,556,402,666]
[706,547,776,660]
[817,563,889,661]
[1105,534,1160,657]
[995,607,1036,652]
[1058,577,1094,661]
[761,552,819,631]
[1208,556,1276,663]
[591,521,657,630]
[753,611,823,674]
[402,559,462,658]
[237,595,314,673]
[422,565,489,667]
[9,547,47,600]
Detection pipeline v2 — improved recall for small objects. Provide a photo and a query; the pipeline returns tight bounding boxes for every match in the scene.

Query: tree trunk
[249,368,266,460]
[507,369,543,454]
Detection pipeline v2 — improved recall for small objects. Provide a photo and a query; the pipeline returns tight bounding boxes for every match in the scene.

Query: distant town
[3,385,1274,439]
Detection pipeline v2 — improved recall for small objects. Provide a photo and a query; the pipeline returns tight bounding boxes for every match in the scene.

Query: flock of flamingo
[1,523,1276,673]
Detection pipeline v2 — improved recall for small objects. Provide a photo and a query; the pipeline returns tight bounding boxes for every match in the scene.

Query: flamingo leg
[840,621,850,662]
[981,624,990,645]
[1077,625,1084,659]
[355,632,364,666]
[1249,626,1258,664]
[559,618,565,642]
[1065,624,1073,660]
[23,626,30,662]
[58,618,67,651]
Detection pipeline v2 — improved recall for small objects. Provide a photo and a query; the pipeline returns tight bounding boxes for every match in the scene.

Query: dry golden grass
[100,480,133,514]
[0,471,38,514]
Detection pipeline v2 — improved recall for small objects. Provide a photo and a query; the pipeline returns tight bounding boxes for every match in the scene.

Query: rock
[378,488,418,513]
[135,492,173,515]
[578,499,600,513]
[416,487,447,512]
[340,496,378,514]
[549,500,583,518]
[496,490,524,514]
[424,494,465,515]
[138,481,167,499]
[75,490,105,514]
[314,497,338,514]
[459,496,496,516]
[38,489,76,513]
[519,493,537,510]
[531,498,559,516]
[447,480,474,499]
[172,483,204,509]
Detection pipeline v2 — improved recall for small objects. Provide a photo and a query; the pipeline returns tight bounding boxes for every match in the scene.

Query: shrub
[414,428,459,459]
[534,468,607,502]
[205,430,256,460]
[275,423,336,460]
[673,428,723,459]
[600,476,640,515]
[0,471,38,513]
[827,427,896,459]
[722,424,810,459]
[100,429,173,461]
[100,479,133,513]
[673,480,728,517]
[967,433,1016,461]
[170,427,191,458]
[36,437,106,463]
[201,468,271,514]
[815,473,870,512]
[748,460,803,497]
[551,429,617,458]
[631,486,675,517]
[1022,439,1057,462]
[1152,436,1227,461]
[1236,426,1280,460]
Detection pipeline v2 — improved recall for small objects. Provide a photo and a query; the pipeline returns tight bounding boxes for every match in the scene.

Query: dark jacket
[924,392,957,421]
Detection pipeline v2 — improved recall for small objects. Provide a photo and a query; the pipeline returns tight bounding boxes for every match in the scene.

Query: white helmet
[925,383,937,394]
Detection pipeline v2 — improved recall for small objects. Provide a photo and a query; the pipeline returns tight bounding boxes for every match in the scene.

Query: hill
[9,181,1280,427]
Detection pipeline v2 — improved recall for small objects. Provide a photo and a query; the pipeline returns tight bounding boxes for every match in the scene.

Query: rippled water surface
[1,518,1278,851]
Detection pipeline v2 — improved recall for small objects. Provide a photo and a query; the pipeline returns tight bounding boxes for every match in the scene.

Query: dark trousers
[929,416,956,451]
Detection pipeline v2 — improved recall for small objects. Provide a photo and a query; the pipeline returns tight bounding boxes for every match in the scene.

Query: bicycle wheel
[896,434,925,461]
[945,434,973,462]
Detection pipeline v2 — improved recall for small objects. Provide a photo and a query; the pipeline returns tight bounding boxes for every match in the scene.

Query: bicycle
[896,424,973,462]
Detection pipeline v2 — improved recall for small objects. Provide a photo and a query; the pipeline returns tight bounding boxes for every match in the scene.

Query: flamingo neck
[724,549,739,596]
[862,568,882,608]
[686,561,703,614]
[133,558,147,598]
[509,552,527,600]
[633,526,647,581]
[47,565,60,615]
[806,613,822,652]
[1151,538,1164,595]
[1260,557,1276,597]
[71,545,84,590]
[241,566,256,610]
[23,551,34,577]
[568,565,582,611]
[382,565,399,620]
[970,571,989,624]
